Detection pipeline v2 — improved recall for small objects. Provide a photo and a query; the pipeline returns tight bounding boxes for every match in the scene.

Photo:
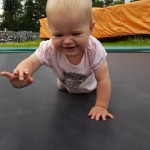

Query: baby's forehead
[48,15,90,31]
[48,10,91,26]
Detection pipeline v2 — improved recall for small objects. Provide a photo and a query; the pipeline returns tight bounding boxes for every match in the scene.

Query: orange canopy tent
[40,0,150,39]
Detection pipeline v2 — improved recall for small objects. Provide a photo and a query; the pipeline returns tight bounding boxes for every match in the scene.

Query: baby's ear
[90,21,95,33]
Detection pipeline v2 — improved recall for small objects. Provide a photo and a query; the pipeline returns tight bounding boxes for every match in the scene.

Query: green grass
[0,37,150,48]
[0,40,40,48]
[102,38,150,46]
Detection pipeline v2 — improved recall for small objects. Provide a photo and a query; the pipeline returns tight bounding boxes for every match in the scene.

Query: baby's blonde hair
[46,0,92,24]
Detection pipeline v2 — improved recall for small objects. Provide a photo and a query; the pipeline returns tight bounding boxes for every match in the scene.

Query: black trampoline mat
[0,53,150,150]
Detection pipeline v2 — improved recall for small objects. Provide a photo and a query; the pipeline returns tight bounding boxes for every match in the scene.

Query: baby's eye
[72,33,81,36]
[54,34,63,37]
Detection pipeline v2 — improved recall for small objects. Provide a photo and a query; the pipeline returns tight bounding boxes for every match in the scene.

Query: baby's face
[48,12,93,58]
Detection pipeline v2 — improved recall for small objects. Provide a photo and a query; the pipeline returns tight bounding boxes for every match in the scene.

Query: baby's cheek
[78,39,89,50]
[52,39,60,49]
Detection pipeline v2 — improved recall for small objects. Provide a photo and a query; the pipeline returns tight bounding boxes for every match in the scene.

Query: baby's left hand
[88,106,114,121]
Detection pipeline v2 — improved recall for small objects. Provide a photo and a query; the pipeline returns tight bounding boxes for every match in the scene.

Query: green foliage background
[0,0,47,32]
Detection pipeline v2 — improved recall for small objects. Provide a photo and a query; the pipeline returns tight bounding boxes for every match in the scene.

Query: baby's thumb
[0,71,12,79]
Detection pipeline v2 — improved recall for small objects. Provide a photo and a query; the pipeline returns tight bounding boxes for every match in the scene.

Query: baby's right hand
[0,68,33,88]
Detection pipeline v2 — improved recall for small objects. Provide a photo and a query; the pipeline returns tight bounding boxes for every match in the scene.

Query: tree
[105,0,113,7]
[34,0,47,31]
[22,0,35,31]
[0,0,23,31]
[92,1,104,7]
[21,0,47,32]
[112,0,124,5]
[130,0,139,2]
[34,0,47,19]
[0,0,47,31]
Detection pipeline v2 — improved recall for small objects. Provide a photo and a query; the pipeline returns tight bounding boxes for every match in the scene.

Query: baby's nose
[63,36,73,44]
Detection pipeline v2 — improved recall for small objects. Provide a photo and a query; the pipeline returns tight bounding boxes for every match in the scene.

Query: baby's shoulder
[38,39,56,55]
[40,39,53,49]
[87,36,104,54]
[87,36,103,51]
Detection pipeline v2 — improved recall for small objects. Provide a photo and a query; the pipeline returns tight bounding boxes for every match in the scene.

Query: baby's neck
[66,52,84,65]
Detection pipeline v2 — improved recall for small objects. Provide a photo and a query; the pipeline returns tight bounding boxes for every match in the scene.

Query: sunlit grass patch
[102,37,150,46]
[0,37,150,48]
[0,40,40,48]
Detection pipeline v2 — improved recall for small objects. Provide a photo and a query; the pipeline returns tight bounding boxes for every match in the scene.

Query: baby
[0,0,113,121]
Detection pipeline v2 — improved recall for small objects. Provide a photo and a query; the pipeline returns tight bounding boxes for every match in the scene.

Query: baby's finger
[18,71,25,80]
[95,112,102,121]
[102,113,107,121]
[28,77,34,83]
[91,112,97,120]
[19,68,31,80]
[88,110,93,116]
[0,71,12,79]
[24,68,30,75]
[13,69,19,75]
[23,77,34,87]
[9,74,20,82]
[107,113,114,119]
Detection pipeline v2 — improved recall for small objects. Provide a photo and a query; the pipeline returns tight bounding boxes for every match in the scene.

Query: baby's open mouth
[63,46,76,51]
[63,46,76,49]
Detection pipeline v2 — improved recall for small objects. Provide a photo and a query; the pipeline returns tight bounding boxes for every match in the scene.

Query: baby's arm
[14,53,41,80]
[88,60,114,121]
[0,53,41,88]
